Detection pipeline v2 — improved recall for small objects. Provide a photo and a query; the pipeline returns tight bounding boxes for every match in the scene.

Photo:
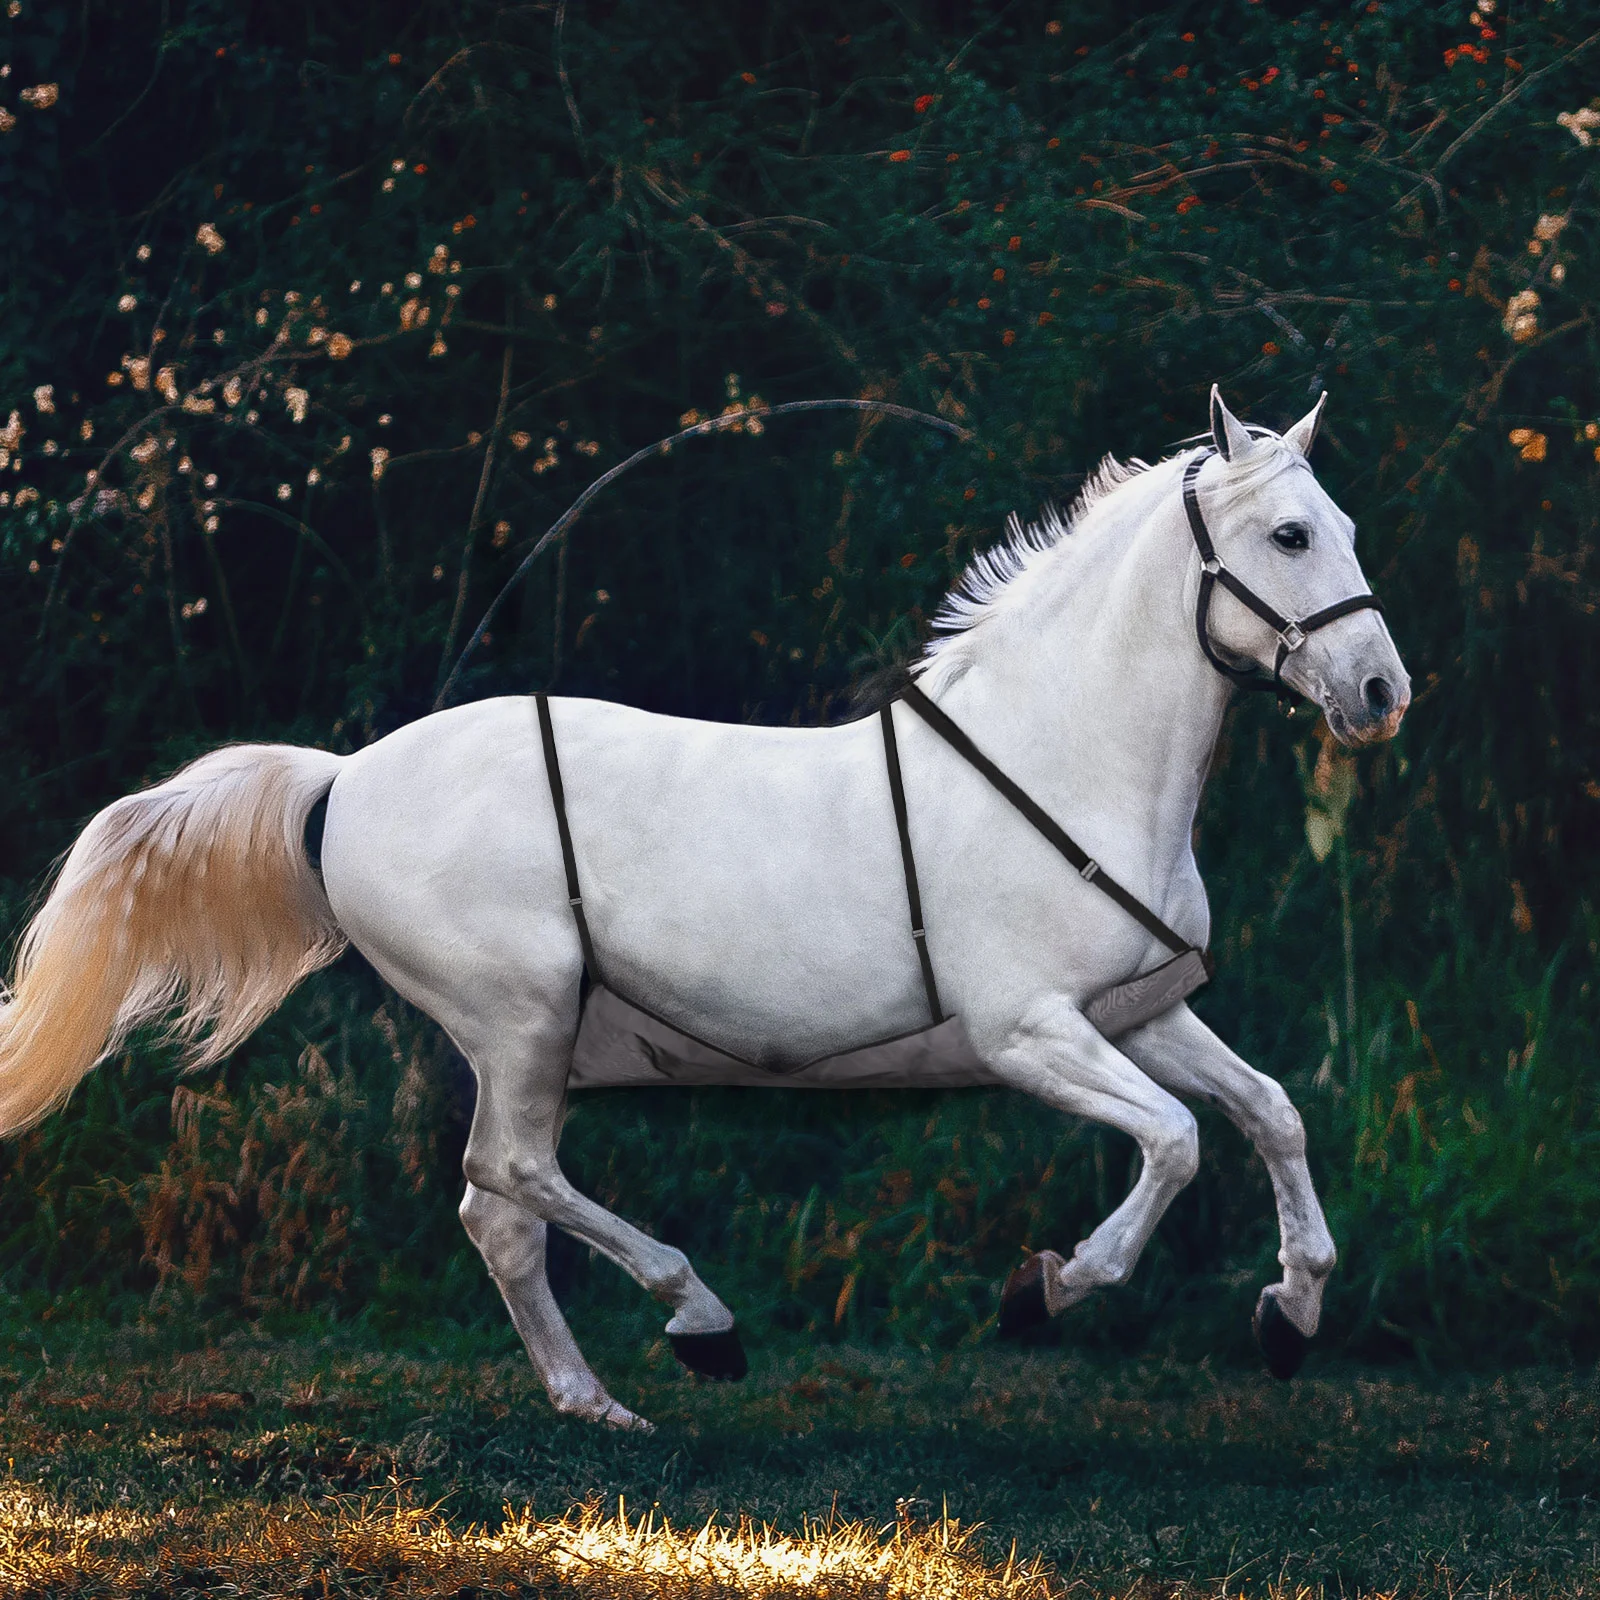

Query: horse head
[1194,386,1409,746]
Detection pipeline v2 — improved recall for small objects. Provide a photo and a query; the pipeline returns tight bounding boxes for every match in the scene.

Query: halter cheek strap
[1181,449,1383,705]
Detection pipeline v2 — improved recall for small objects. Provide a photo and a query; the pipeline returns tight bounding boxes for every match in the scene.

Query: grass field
[0,1312,1595,1597]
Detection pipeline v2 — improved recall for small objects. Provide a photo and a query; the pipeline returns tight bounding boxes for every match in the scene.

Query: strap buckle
[1080,859,1100,883]
[1200,557,1222,577]
[1278,621,1306,652]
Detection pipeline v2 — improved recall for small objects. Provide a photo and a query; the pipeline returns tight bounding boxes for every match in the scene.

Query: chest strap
[899,683,1206,971]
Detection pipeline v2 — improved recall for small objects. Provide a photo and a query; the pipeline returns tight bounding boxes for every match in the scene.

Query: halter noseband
[1181,448,1383,707]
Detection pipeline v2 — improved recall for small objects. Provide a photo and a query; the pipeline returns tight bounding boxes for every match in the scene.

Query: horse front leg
[1118,1001,1337,1378]
[987,998,1200,1330]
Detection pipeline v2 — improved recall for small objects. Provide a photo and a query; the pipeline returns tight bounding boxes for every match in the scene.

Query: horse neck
[938,468,1232,854]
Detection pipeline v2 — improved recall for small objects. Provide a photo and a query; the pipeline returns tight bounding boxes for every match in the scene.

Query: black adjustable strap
[900,684,1195,960]
[880,705,944,1025]
[535,693,601,981]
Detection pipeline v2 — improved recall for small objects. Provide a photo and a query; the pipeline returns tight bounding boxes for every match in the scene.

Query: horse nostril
[1363,676,1394,719]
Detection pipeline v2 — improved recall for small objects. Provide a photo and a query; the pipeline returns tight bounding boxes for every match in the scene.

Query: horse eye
[1271,523,1310,552]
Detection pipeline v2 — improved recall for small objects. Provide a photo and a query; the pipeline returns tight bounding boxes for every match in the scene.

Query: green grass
[2,1312,1598,1596]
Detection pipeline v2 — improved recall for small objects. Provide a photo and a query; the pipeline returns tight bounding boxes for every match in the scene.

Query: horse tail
[0,744,347,1136]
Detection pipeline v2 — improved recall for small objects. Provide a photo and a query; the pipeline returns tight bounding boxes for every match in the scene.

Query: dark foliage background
[0,0,1597,1366]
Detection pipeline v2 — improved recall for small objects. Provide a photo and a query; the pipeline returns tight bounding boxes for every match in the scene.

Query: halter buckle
[1200,557,1222,577]
[1279,621,1306,652]
[1080,859,1100,883]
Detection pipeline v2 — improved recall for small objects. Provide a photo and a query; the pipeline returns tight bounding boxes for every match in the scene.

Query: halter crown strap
[899,684,1199,962]
[1181,449,1384,701]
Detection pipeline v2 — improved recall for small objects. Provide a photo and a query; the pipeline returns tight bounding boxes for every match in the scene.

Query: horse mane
[914,431,1304,692]
[913,451,1156,687]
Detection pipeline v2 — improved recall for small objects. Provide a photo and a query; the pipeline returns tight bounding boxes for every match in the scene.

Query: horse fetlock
[1049,1242,1128,1310]
[1281,1232,1337,1282]
[547,1375,618,1420]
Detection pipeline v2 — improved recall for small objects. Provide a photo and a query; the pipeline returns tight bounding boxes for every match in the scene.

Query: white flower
[136,244,151,262]
[1504,288,1541,341]
[223,376,243,408]
[1535,212,1568,241]
[117,293,137,313]
[306,468,321,485]
[32,384,53,414]
[404,271,422,289]
[19,83,58,108]
[131,438,160,463]
[285,386,309,423]
[155,366,178,401]
[276,483,293,501]
[0,411,20,450]
[370,446,390,480]
[203,473,218,489]
[1557,107,1600,147]
[195,222,225,254]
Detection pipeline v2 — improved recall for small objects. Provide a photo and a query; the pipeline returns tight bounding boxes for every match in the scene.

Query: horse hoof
[1253,1290,1309,1381]
[999,1252,1059,1338]
[669,1327,749,1381]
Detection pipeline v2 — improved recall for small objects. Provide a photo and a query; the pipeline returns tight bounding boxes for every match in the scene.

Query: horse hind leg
[459,1183,650,1430]
[462,1019,748,1394]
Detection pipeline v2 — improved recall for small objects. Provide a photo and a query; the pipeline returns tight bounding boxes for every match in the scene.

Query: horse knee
[1150,1107,1200,1188]
[1257,1086,1307,1161]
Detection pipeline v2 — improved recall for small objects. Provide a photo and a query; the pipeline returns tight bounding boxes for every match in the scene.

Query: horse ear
[1282,391,1328,458]
[1208,384,1255,463]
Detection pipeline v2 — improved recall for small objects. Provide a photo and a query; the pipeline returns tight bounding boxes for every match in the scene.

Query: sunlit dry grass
[0,1487,1060,1598]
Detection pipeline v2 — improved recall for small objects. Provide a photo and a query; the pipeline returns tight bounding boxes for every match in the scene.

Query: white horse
[0,388,1407,1430]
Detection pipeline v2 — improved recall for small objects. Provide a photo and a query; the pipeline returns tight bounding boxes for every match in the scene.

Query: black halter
[1181,448,1383,706]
